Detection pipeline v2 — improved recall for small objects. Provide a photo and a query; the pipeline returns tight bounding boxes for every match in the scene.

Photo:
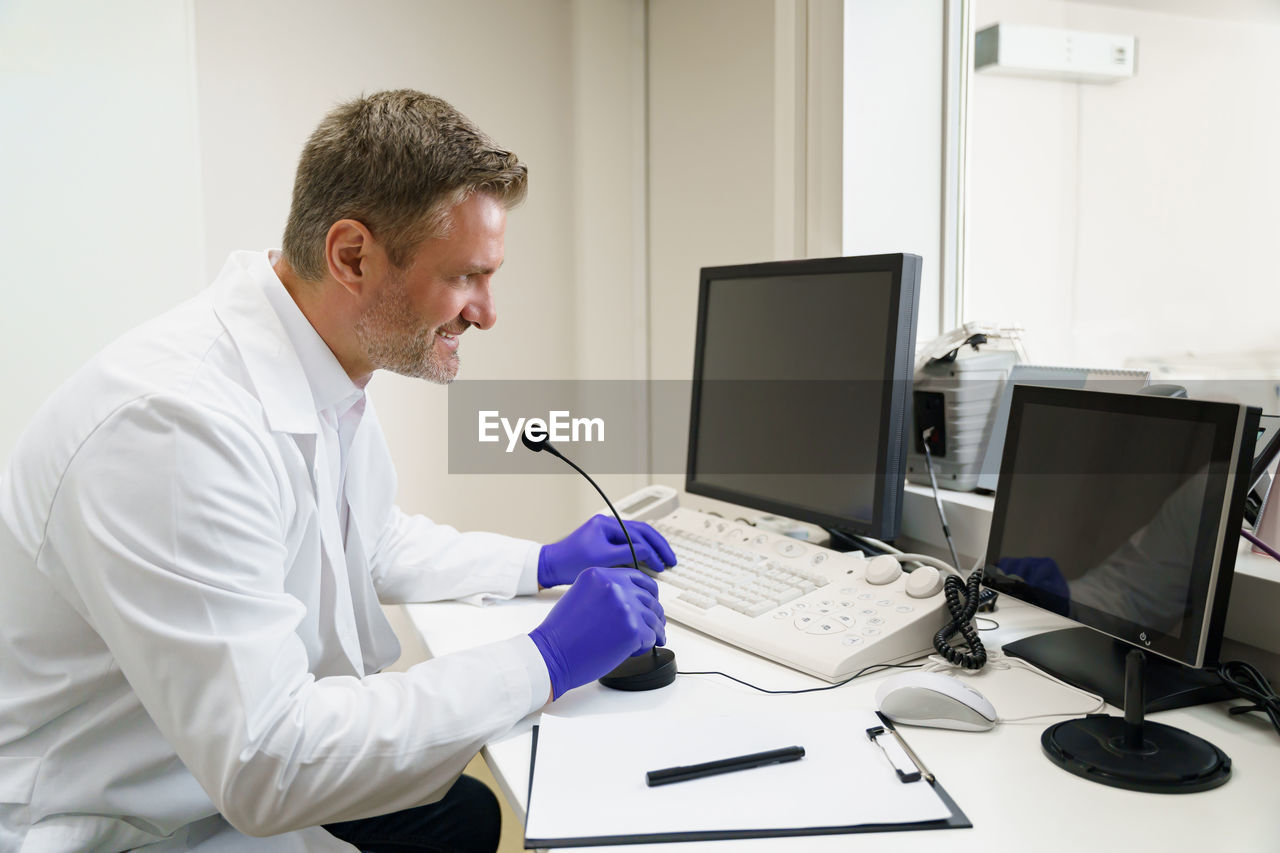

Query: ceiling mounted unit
[975,23,1137,83]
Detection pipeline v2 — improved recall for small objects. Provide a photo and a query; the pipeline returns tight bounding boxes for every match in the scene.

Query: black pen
[645,745,805,787]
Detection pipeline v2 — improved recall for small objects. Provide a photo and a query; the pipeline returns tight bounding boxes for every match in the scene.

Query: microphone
[520,430,562,458]
[521,431,642,571]
[522,431,677,691]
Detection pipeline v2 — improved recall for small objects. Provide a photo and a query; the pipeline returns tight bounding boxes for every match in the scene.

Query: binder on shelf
[524,710,970,848]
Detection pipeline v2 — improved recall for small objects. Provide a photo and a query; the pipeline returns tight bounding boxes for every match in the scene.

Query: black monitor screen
[685,254,920,539]
[984,386,1255,669]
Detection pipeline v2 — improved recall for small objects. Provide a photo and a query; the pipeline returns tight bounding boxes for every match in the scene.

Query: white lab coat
[0,251,549,852]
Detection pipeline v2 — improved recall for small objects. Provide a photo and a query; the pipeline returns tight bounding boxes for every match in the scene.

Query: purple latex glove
[529,567,667,699]
[537,514,677,588]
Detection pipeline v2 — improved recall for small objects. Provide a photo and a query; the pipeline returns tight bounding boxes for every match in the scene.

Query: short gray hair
[282,90,528,280]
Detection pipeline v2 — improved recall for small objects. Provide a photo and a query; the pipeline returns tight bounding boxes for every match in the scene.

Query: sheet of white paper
[525,709,954,841]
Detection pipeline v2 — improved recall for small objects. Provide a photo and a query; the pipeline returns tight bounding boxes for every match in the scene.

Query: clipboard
[524,711,971,848]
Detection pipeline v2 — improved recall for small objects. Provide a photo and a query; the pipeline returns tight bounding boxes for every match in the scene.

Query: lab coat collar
[259,249,366,418]
[211,251,391,678]
[210,250,321,436]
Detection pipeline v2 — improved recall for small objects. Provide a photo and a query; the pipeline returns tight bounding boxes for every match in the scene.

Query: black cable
[676,662,925,695]
[1217,660,1280,736]
[932,566,987,669]
[827,527,892,557]
[920,426,963,574]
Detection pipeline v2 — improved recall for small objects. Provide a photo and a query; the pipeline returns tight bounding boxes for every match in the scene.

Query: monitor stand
[827,527,891,556]
[1002,627,1233,712]
[1040,649,1231,793]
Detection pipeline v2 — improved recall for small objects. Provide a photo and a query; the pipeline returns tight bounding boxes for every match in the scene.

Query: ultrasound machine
[616,251,1265,792]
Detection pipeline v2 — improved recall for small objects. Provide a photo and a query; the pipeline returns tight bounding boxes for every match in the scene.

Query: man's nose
[462,280,496,331]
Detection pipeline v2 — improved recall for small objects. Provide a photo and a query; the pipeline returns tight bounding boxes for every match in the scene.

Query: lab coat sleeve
[46,397,543,837]
[368,505,541,605]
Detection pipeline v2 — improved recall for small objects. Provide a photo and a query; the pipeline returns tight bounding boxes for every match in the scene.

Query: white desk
[407,591,1280,852]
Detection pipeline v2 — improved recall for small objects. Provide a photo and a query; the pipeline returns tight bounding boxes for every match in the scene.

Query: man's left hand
[538,514,677,588]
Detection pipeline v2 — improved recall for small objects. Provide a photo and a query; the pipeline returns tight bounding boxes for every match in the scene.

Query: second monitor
[983,385,1260,710]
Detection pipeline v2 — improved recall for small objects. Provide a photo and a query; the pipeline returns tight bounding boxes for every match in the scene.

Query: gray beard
[353,275,458,384]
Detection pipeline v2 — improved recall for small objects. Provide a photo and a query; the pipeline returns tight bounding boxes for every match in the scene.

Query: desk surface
[407,590,1280,852]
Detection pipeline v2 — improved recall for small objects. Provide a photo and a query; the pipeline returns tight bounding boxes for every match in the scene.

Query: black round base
[599,648,677,691]
[1042,715,1231,794]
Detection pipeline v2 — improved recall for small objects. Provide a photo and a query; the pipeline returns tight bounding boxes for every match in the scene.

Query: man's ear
[324,219,381,297]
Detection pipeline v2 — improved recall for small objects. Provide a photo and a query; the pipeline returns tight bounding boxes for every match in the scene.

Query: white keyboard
[648,508,948,682]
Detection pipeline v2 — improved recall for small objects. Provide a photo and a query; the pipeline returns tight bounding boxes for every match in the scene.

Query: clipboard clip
[866,725,932,784]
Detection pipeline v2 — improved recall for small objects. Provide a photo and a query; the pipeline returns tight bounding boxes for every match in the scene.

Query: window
[963,0,1280,412]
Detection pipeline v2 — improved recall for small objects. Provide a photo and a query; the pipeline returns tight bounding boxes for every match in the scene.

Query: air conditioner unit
[975,22,1136,84]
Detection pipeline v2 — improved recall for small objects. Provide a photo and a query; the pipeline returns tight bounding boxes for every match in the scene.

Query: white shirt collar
[260,249,366,417]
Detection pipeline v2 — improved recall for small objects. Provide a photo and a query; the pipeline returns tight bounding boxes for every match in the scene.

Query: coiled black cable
[933,566,987,670]
[1217,660,1280,736]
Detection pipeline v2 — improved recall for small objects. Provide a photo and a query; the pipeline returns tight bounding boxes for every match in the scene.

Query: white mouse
[874,671,998,732]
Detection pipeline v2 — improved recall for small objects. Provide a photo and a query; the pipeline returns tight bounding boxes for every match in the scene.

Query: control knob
[905,565,945,598]
[865,554,902,585]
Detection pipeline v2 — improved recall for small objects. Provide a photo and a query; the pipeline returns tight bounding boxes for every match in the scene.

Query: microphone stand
[523,433,677,691]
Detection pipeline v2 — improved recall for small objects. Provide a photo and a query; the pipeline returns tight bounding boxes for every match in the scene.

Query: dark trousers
[323,774,501,853]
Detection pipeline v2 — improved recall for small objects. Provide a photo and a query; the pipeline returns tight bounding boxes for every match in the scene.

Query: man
[0,90,674,853]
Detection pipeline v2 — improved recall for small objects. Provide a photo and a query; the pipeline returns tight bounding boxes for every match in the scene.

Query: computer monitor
[684,253,922,541]
[983,385,1260,711]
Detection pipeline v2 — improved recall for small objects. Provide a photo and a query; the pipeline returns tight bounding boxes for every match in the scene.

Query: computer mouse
[874,671,998,731]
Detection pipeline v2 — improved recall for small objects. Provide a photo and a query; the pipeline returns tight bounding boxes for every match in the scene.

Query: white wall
[3,0,828,538]
[0,0,205,459]
[191,0,649,541]
[966,0,1280,373]
[567,0,652,506]
[646,0,779,487]
[843,0,946,341]
[0,0,652,541]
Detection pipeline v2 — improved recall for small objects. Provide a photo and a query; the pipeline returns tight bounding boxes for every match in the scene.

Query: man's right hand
[529,567,666,700]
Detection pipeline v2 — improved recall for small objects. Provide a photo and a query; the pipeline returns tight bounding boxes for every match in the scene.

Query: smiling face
[354,192,505,383]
